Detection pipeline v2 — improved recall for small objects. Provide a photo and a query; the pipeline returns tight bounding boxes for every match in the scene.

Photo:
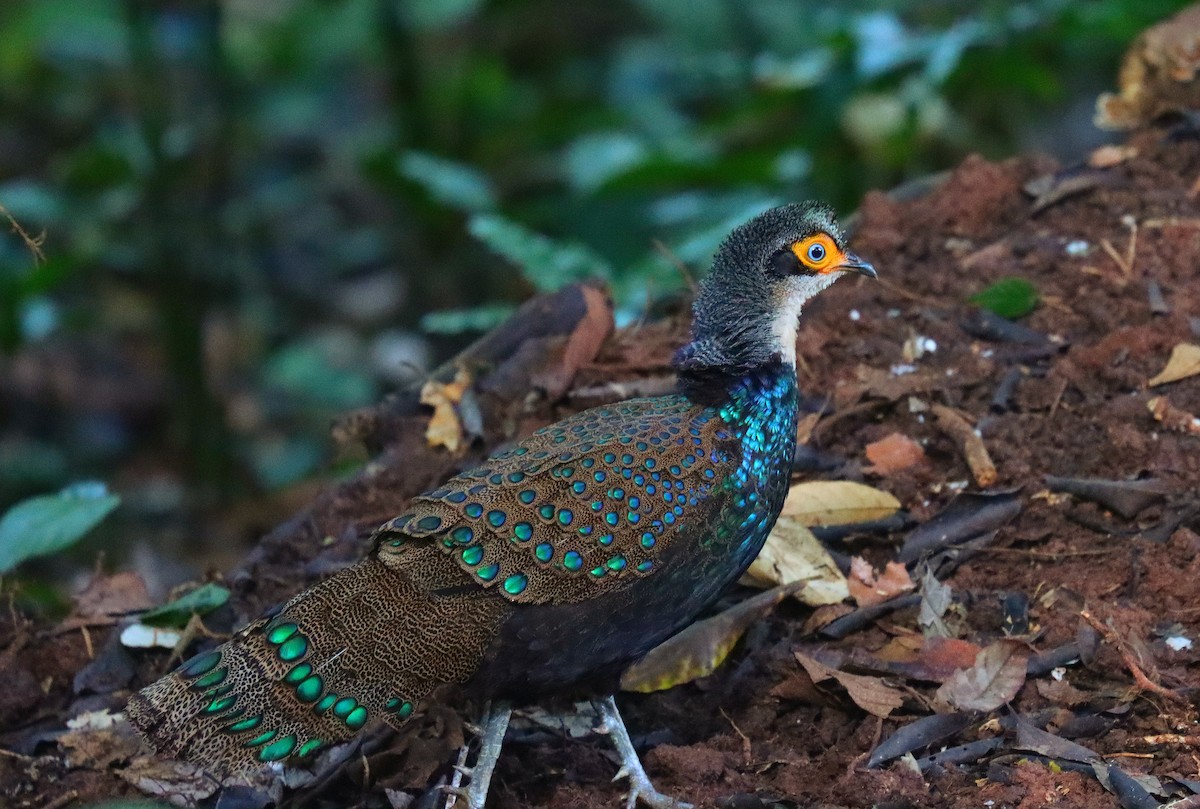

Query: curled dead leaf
[1148,342,1200,386]
[847,558,915,607]
[934,639,1029,712]
[420,368,473,452]
[864,432,927,475]
[781,481,901,527]
[793,651,905,718]
[744,517,849,605]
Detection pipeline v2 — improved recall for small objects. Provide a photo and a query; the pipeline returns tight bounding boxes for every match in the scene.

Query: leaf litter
[11,65,1200,809]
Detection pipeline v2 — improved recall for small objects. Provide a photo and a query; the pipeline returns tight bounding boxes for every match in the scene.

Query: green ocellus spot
[266,622,299,646]
[333,697,357,719]
[283,663,312,685]
[277,635,308,662]
[416,515,442,531]
[503,574,527,595]
[179,649,221,679]
[244,729,276,748]
[204,694,238,714]
[345,706,368,729]
[192,666,227,689]
[461,545,484,566]
[477,563,499,582]
[296,675,323,703]
[298,738,323,758]
[226,714,262,733]
[314,694,337,714]
[257,734,297,762]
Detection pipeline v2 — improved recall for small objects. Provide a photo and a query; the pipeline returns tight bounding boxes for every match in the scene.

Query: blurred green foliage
[0,0,1187,529]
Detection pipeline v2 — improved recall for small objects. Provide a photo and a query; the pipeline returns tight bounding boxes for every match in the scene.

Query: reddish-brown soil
[3,129,1200,809]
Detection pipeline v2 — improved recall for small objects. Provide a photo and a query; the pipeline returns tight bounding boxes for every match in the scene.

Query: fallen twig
[1079,609,1187,705]
[931,405,997,487]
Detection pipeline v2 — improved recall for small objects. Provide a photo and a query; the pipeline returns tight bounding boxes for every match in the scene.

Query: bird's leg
[444,700,512,809]
[595,695,693,809]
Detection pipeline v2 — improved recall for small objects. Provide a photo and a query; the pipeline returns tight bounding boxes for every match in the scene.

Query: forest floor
[3,126,1200,809]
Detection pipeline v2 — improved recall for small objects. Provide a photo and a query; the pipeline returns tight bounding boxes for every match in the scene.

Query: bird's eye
[806,243,826,263]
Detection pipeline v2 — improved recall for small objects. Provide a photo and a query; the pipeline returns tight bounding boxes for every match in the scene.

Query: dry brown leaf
[1147,395,1200,435]
[907,637,983,682]
[1088,144,1137,168]
[795,411,821,445]
[72,571,153,620]
[793,651,905,718]
[864,432,927,475]
[420,367,472,452]
[1147,343,1200,386]
[847,558,915,607]
[780,481,901,527]
[621,583,804,693]
[934,639,1028,712]
[743,517,848,605]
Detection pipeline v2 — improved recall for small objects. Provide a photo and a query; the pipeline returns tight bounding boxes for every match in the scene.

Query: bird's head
[675,201,875,373]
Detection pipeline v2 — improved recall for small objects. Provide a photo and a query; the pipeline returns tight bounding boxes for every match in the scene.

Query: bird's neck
[678,359,799,434]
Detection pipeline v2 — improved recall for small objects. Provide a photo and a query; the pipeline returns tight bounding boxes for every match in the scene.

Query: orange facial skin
[790,233,843,274]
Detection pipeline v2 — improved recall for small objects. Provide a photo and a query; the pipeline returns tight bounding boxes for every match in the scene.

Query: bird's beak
[837,252,877,278]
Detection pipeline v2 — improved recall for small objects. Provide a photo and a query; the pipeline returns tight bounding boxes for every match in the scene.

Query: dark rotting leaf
[1013,714,1101,764]
[818,593,921,640]
[868,711,978,768]
[1104,762,1160,809]
[989,366,1024,413]
[1045,476,1168,519]
[899,489,1022,565]
[1001,591,1030,636]
[1026,642,1081,676]
[916,737,1004,772]
[960,307,1052,345]
[809,512,913,543]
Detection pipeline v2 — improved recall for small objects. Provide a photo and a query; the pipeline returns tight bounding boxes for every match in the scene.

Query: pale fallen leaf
[621,583,805,693]
[1148,343,1200,386]
[934,639,1028,712]
[419,367,473,452]
[793,651,905,718]
[781,481,901,527]
[918,568,953,639]
[72,571,153,620]
[847,558,915,607]
[795,411,821,445]
[119,623,182,649]
[864,432,927,476]
[1088,144,1137,168]
[744,517,849,605]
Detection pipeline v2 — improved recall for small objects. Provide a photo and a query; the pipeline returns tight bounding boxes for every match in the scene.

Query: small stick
[1079,609,1187,705]
[930,404,997,487]
[721,708,752,765]
[1143,734,1200,746]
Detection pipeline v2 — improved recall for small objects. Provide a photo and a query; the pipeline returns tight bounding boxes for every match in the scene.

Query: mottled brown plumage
[128,202,875,806]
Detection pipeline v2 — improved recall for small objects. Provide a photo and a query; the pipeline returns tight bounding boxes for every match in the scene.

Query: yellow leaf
[744,517,848,605]
[621,583,804,693]
[420,368,472,452]
[1148,343,1200,387]
[780,480,901,526]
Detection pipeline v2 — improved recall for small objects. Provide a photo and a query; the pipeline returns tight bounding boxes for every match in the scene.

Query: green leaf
[969,277,1039,319]
[141,582,231,629]
[0,482,120,573]
[468,214,613,291]
[421,303,515,335]
[398,151,496,212]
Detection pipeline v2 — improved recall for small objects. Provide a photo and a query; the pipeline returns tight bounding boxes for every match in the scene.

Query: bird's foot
[597,695,693,809]
[442,701,512,809]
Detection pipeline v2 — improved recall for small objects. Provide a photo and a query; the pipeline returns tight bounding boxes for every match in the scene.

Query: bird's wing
[374,395,742,605]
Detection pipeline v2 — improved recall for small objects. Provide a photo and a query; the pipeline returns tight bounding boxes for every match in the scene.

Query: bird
[127,202,876,809]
